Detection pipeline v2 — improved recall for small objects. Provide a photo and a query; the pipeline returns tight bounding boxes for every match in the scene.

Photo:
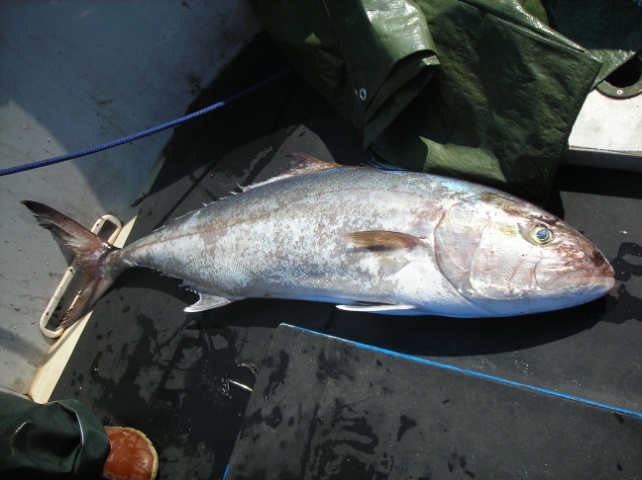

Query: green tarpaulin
[250,0,642,201]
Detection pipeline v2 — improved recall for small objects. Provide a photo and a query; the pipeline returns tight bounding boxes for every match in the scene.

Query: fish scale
[24,153,614,326]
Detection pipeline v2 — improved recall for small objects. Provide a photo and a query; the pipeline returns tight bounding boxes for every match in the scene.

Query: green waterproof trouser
[0,391,110,480]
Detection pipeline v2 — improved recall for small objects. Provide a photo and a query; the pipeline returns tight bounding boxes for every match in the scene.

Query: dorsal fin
[239,152,346,192]
[282,151,344,174]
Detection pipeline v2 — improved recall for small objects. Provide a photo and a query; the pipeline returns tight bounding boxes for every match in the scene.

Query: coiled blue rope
[0,69,291,177]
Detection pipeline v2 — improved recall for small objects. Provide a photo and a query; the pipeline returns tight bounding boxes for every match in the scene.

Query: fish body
[25,153,614,326]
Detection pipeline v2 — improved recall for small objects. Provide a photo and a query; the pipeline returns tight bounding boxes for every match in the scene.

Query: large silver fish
[25,153,614,327]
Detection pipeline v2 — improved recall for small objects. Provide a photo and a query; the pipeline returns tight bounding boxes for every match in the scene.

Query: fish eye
[529,225,553,245]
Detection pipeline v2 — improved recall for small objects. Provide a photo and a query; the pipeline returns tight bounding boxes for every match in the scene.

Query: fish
[24,152,615,327]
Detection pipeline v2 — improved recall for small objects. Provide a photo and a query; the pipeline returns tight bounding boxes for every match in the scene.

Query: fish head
[434,192,615,316]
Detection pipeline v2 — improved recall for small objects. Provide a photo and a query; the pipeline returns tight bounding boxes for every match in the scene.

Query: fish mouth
[540,263,615,292]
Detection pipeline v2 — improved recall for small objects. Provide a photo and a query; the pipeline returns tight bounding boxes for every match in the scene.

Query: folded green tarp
[250,0,642,201]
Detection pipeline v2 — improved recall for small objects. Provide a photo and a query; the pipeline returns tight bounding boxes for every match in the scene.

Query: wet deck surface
[52,36,642,479]
[225,324,642,479]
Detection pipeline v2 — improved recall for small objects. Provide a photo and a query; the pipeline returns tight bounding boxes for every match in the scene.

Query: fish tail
[23,200,121,328]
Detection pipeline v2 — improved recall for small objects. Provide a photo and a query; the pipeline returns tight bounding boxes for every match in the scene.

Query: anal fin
[184,293,234,313]
[337,303,415,313]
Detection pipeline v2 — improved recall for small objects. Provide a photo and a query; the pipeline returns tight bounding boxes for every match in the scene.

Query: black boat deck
[51,37,642,479]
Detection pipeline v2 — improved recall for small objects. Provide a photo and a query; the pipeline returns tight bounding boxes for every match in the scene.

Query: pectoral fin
[184,293,233,312]
[337,303,416,313]
[346,231,423,251]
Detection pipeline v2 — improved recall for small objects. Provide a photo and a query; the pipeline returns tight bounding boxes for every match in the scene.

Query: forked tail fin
[23,201,120,328]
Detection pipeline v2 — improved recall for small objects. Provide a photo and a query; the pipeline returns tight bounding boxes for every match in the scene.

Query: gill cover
[433,193,550,313]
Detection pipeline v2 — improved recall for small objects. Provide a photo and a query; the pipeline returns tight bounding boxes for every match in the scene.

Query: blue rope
[0,69,291,177]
